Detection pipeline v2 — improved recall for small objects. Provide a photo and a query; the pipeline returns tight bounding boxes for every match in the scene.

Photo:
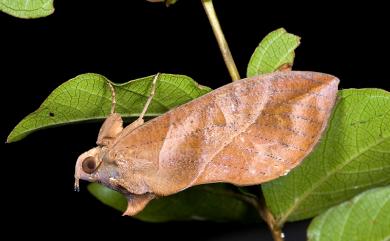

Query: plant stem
[201,1,281,238]
[201,0,240,81]
[235,187,285,241]
[257,194,285,241]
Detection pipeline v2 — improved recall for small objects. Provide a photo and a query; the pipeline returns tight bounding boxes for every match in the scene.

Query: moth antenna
[139,73,160,119]
[107,81,117,114]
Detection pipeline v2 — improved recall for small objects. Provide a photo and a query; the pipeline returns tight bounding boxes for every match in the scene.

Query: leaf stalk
[201,0,240,81]
[236,189,285,241]
[257,195,284,241]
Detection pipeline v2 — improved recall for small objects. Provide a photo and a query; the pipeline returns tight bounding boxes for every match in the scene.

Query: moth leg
[115,73,160,138]
[139,73,159,120]
[107,81,117,114]
[107,177,154,216]
[96,81,123,146]
[123,193,155,216]
[111,73,160,140]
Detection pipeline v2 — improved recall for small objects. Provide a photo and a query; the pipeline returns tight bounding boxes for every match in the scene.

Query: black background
[2,1,389,240]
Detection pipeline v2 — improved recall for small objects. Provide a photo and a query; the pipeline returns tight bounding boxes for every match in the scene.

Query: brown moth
[74,71,339,216]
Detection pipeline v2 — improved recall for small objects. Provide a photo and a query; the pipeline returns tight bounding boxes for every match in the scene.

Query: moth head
[74,147,117,191]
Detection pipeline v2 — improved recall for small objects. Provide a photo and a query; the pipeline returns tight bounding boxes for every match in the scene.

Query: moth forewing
[75,71,339,216]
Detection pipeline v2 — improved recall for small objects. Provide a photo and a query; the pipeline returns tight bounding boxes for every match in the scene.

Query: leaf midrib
[251,30,285,74]
[277,133,390,225]
[365,194,390,240]
[0,0,52,12]
[273,38,296,70]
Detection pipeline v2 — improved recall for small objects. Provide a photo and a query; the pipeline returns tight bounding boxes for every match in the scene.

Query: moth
[74,71,339,216]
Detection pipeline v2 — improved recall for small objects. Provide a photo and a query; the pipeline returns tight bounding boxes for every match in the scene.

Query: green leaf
[307,186,390,241]
[7,73,211,143]
[262,89,390,225]
[87,183,128,212]
[246,28,300,77]
[0,0,54,19]
[165,0,178,6]
[88,183,260,222]
[146,0,177,6]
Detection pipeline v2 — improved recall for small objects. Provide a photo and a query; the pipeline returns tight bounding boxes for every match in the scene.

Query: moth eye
[82,156,97,174]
